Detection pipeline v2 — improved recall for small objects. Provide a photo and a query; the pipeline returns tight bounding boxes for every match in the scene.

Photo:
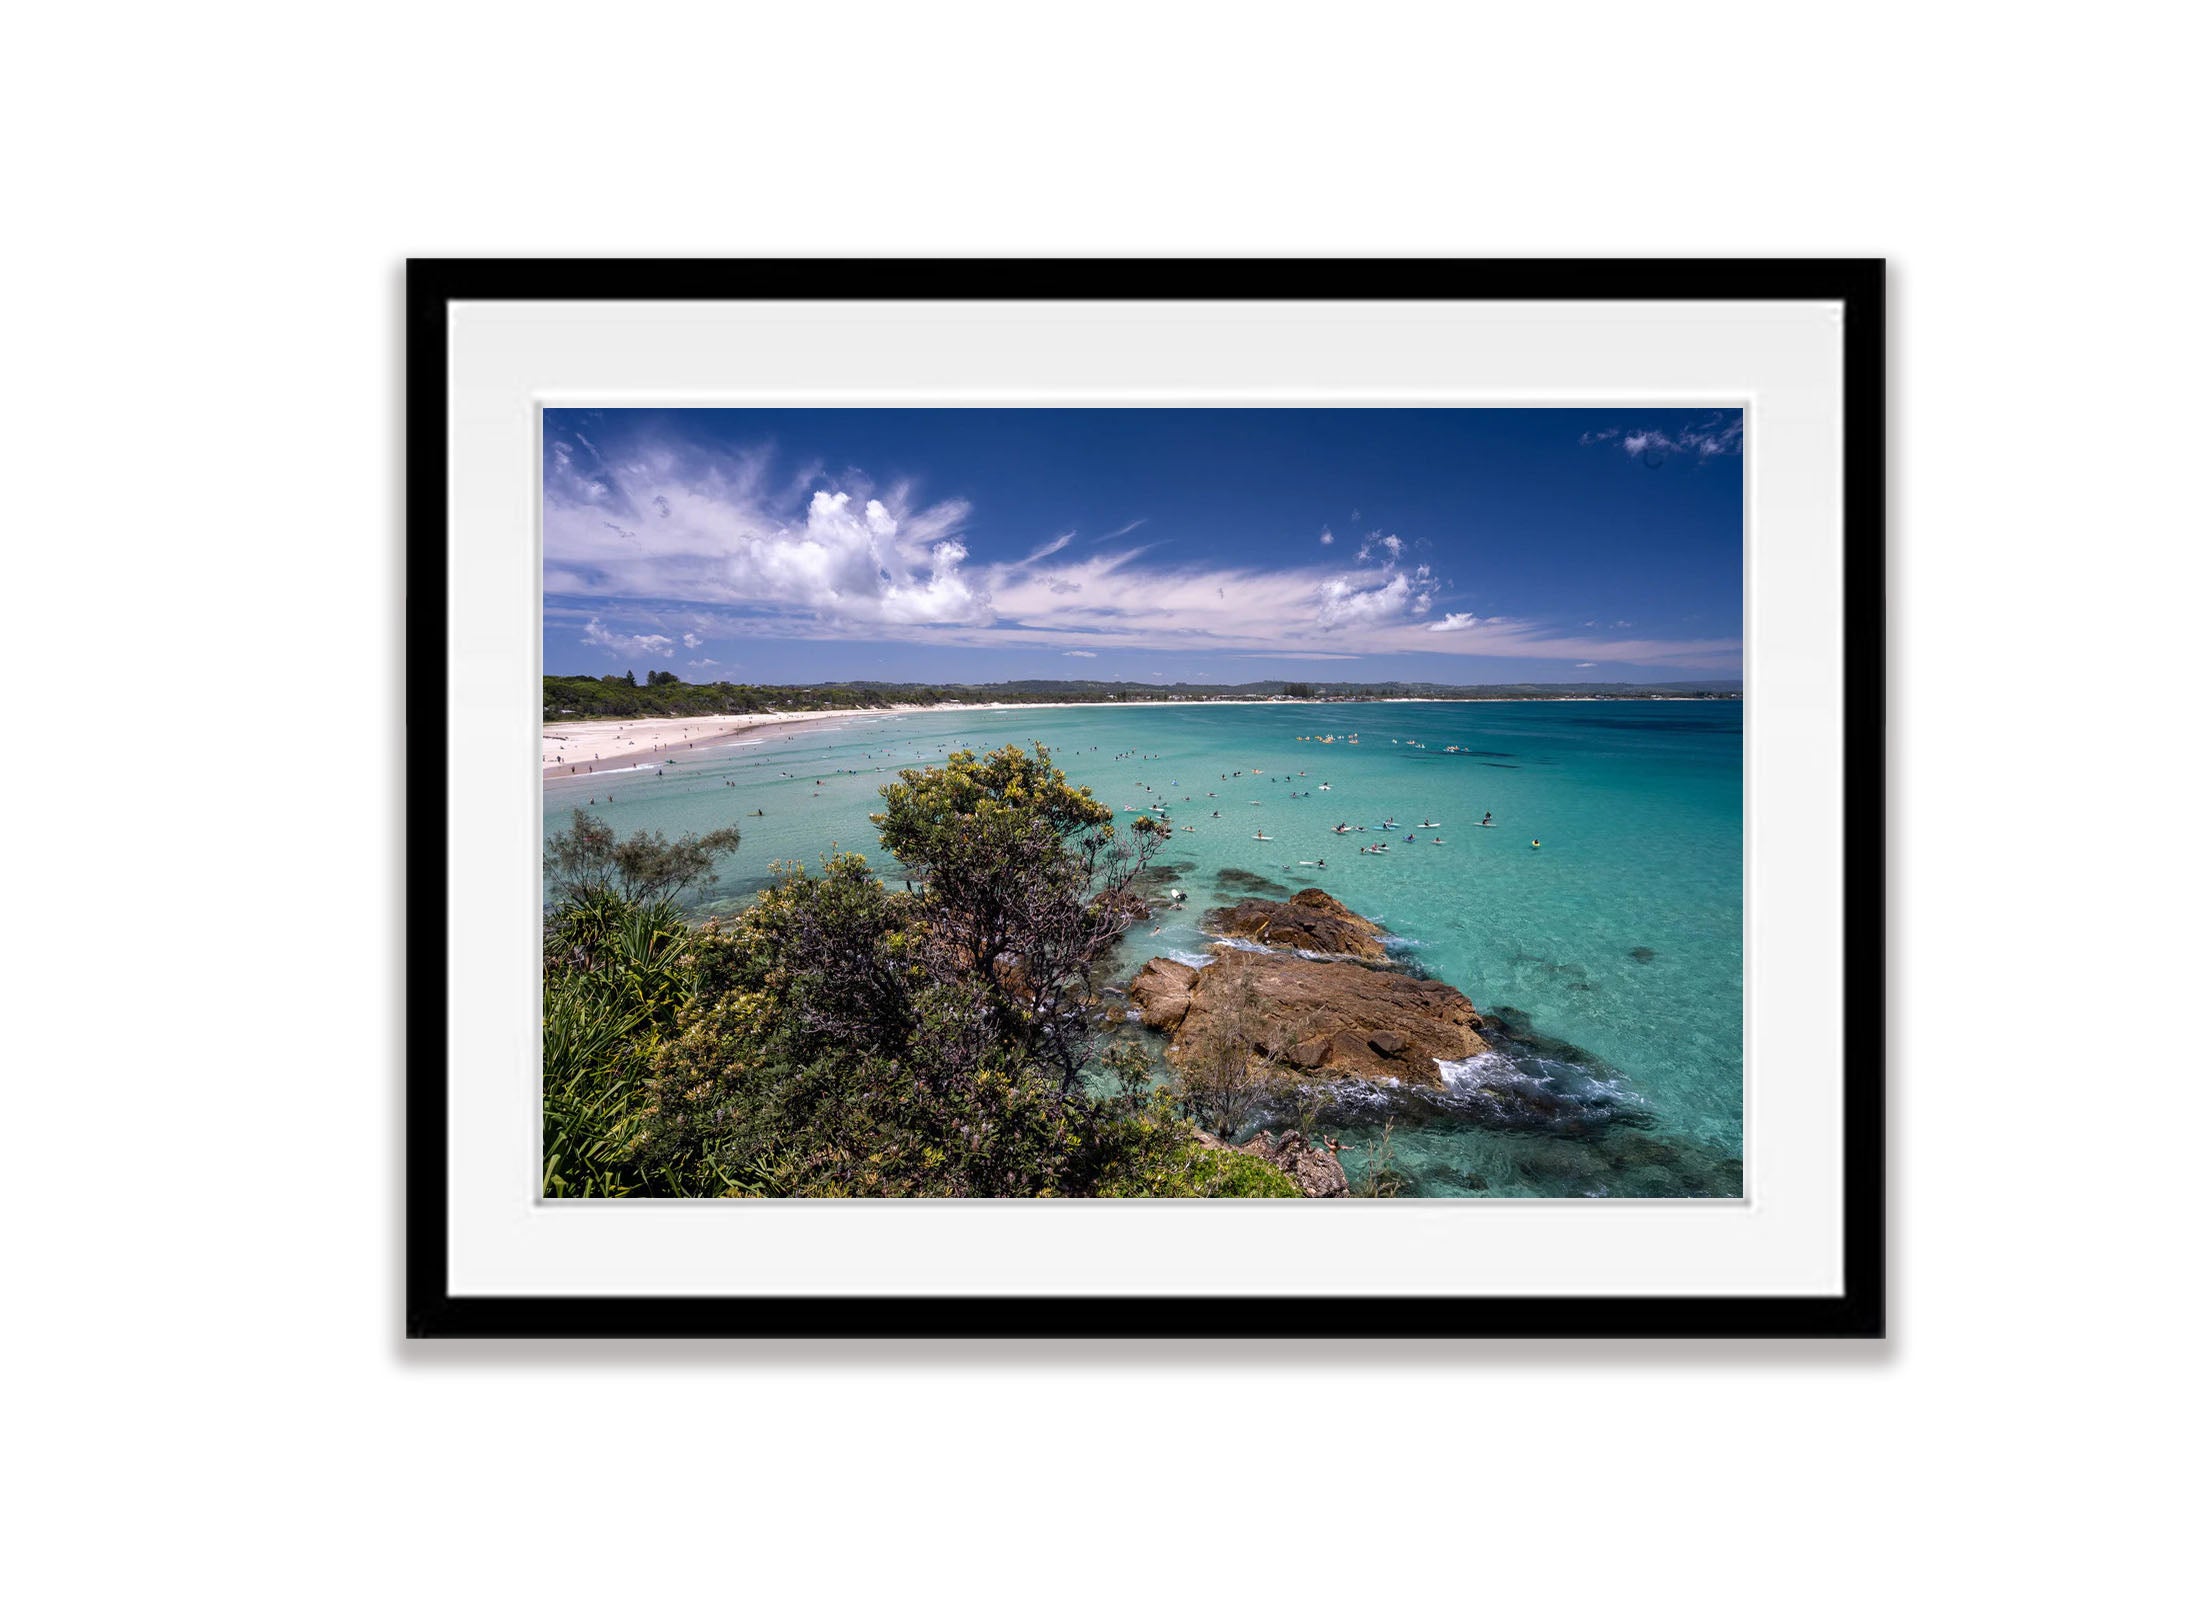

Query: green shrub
[543,745,1300,1200]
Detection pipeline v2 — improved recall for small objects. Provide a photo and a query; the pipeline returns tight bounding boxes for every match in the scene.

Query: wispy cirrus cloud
[1581,411,1743,465]
[1017,531,1078,565]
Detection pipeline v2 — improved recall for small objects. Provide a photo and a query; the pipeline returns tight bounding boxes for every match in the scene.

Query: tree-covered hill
[545,672,1739,719]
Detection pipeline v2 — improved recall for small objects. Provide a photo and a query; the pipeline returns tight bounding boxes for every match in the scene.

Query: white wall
[7,3,2186,1595]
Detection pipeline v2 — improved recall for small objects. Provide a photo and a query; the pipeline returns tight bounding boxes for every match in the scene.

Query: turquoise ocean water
[543,700,1743,1198]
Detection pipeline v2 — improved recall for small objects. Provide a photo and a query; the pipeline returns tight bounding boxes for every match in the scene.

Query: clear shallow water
[543,700,1743,1198]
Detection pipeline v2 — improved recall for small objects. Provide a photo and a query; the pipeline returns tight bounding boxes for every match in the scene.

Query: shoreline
[543,706,921,778]
[542,695,1731,777]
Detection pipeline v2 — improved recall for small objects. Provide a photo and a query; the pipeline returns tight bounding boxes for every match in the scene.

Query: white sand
[542,707,915,775]
[541,695,1484,778]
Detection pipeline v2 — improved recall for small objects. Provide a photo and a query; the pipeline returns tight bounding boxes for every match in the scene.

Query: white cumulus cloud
[580,618,675,657]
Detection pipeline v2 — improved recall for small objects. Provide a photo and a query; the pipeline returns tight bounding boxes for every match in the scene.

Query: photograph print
[541,405,1744,1202]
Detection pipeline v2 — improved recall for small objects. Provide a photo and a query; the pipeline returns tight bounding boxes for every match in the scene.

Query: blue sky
[544,407,1742,685]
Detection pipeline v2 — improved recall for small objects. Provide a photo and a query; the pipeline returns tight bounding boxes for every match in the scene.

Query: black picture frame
[406,258,1885,1339]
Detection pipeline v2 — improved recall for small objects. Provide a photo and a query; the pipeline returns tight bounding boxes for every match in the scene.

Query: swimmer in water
[1531,839,1541,849]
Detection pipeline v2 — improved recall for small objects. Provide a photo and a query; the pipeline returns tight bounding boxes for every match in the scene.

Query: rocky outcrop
[1204,887,1390,961]
[1238,1130,1351,1197]
[1190,1127,1350,1198]
[1133,889,1489,1089]
[1155,947,1489,1088]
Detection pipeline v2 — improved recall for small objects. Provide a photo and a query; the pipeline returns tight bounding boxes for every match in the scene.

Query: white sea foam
[1439,1050,1644,1110]
[1165,948,1217,969]
[1436,1052,1506,1091]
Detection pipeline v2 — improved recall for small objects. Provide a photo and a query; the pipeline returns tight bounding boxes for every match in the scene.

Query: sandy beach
[538,694,1693,778]
[543,707,913,777]
[541,699,1352,777]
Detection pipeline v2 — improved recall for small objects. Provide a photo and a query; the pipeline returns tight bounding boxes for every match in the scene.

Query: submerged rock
[1214,866,1292,897]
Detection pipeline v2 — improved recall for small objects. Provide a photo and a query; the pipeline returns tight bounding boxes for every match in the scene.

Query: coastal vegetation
[541,742,1299,1198]
[544,672,1740,720]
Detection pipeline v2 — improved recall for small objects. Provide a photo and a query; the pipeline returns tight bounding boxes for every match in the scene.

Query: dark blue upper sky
[544,406,1742,684]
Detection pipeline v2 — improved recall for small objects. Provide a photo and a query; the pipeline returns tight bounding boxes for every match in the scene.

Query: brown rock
[1132,890,1488,1089]
[1240,1130,1351,1197]
[1127,957,1197,1030]
[1204,887,1390,961]
[1135,946,1488,1089]
[1192,1128,1349,1198]
[1092,886,1154,923]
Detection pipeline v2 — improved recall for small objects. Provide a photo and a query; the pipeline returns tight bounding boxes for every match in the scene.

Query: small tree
[544,809,741,905]
[1173,957,1264,1141]
[871,743,1169,1094]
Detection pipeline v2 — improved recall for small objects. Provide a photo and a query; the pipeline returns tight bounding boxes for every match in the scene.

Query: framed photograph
[407,259,1884,1338]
